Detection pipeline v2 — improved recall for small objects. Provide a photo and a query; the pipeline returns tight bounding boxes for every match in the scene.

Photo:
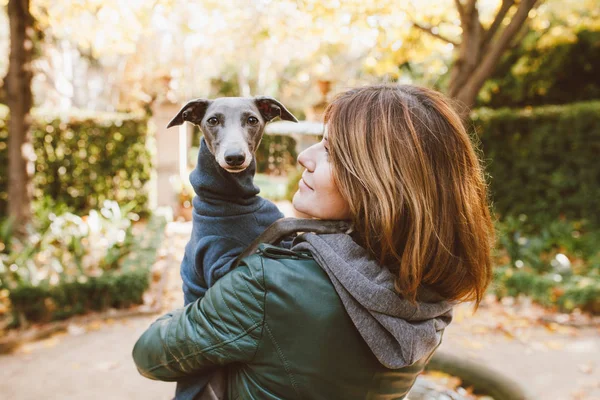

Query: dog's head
[167,96,298,173]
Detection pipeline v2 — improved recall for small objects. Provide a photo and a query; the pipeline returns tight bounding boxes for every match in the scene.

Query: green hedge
[256,134,298,175]
[0,105,152,218]
[9,269,150,323]
[7,214,167,326]
[472,101,600,228]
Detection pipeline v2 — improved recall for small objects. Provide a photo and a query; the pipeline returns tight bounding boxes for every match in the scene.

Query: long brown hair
[324,84,496,307]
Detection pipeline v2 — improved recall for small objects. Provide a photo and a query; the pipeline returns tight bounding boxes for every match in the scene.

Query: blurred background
[0,0,599,399]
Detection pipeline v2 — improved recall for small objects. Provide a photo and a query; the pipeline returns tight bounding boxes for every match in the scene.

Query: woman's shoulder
[237,243,327,287]
[238,243,342,315]
[238,243,316,271]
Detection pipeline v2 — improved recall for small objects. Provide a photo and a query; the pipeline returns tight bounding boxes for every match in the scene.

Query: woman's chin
[291,194,304,213]
[291,194,314,218]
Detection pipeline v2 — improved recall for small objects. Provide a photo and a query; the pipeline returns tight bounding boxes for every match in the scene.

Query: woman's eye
[321,138,329,154]
[248,116,259,125]
[207,117,219,126]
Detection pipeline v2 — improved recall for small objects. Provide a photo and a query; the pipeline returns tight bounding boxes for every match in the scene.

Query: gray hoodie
[291,232,454,369]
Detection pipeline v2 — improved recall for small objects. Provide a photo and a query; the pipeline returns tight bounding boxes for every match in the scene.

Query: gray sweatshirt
[291,232,454,368]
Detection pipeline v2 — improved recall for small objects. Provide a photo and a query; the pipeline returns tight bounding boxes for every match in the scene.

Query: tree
[5,0,35,236]
[478,0,600,107]
[294,0,543,109]
[7,0,594,118]
[444,0,540,108]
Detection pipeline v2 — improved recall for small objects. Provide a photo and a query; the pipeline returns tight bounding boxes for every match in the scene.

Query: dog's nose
[224,149,246,167]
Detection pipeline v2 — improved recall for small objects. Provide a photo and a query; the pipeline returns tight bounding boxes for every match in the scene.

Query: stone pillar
[149,102,188,211]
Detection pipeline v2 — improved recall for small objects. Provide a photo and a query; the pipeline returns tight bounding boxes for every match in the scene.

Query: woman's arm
[133,256,266,381]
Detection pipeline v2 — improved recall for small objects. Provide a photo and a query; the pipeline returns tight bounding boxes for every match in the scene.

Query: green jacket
[133,244,440,400]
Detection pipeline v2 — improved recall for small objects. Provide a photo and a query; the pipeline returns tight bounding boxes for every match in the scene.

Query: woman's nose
[297,146,316,172]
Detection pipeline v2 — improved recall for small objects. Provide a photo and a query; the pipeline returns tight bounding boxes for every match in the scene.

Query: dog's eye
[207,117,219,126]
[247,116,259,125]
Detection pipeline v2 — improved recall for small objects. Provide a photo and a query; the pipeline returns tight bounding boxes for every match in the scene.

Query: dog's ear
[254,97,298,123]
[167,99,211,128]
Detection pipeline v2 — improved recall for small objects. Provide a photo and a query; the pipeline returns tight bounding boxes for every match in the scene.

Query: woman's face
[292,133,351,220]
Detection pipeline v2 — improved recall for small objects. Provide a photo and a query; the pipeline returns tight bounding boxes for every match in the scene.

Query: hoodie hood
[291,232,454,369]
[190,138,266,217]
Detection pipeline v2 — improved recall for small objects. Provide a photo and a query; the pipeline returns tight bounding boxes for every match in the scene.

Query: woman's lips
[299,178,313,190]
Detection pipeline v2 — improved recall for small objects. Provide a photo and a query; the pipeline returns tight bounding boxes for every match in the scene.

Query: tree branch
[482,0,515,50]
[508,20,531,51]
[412,22,459,46]
[456,0,539,106]
[454,0,465,22]
[483,0,538,62]
[465,0,478,17]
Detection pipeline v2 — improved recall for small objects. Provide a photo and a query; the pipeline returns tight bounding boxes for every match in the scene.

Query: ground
[1,211,599,400]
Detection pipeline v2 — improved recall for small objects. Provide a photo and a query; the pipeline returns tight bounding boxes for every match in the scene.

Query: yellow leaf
[545,340,564,350]
[472,325,490,334]
[42,337,60,348]
[86,321,103,331]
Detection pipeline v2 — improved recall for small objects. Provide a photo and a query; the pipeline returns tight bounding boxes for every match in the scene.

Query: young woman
[133,84,496,400]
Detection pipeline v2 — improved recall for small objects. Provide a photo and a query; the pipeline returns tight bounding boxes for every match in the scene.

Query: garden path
[0,204,598,400]
[441,297,600,399]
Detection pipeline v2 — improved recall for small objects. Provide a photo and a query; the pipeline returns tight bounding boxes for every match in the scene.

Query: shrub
[479,29,600,108]
[0,201,167,326]
[492,216,600,312]
[494,215,600,275]
[472,101,600,228]
[0,105,152,218]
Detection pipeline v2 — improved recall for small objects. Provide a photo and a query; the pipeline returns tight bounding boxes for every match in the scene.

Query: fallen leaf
[543,322,560,332]
[67,324,86,336]
[42,337,60,348]
[578,362,594,374]
[495,323,516,340]
[464,340,485,350]
[454,308,466,323]
[545,340,564,350]
[471,325,490,334]
[18,345,33,354]
[571,389,587,400]
[95,361,120,371]
[86,321,103,331]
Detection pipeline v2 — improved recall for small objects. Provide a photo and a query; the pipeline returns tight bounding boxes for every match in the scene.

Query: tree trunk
[448,0,538,111]
[6,0,34,236]
[448,1,483,101]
